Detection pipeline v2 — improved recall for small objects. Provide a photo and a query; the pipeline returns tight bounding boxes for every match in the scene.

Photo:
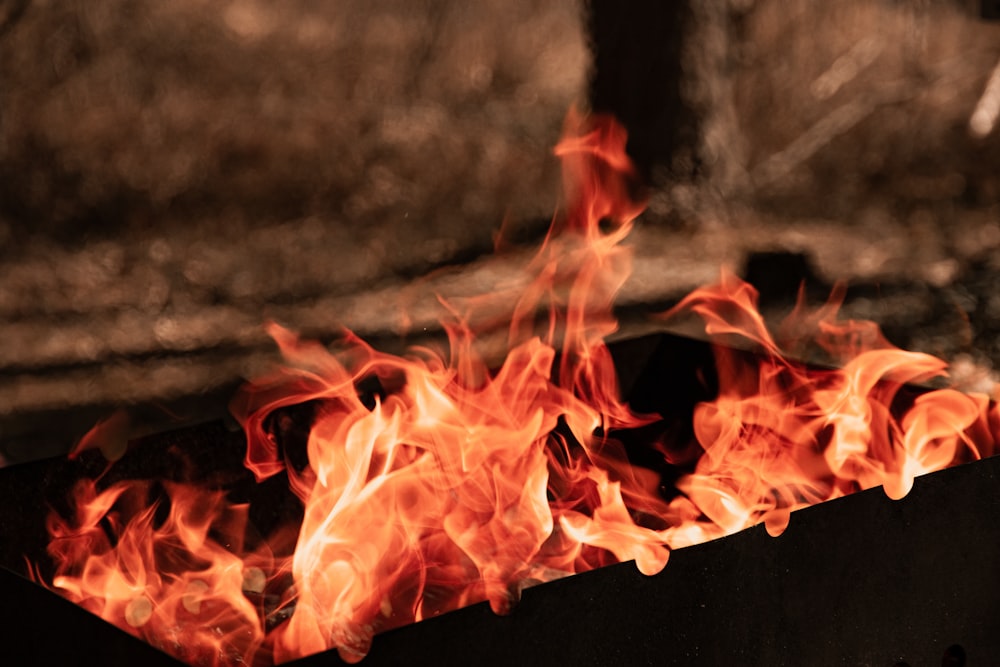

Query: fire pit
[3,347,998,665]
[2,114,997,667]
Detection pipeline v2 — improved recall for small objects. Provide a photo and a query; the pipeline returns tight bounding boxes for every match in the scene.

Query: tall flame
[35,112,999,666]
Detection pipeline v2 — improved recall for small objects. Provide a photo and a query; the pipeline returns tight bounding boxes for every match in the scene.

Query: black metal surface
[1,332,998,665]
[0,567,183,667]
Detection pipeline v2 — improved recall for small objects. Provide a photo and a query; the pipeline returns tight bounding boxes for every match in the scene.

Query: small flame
[660,273,995,544]
[43,479,270,664]
[36,112,999,665]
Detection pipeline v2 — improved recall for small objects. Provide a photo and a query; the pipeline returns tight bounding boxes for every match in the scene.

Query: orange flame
[660,272,996,546]
[43,479,269,665]
[233,111,668,662]
[36,112,999,666]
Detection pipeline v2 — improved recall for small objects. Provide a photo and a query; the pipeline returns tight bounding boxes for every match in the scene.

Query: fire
[42,479,268,664]
[659,274,995,548]
[35,111,999,666]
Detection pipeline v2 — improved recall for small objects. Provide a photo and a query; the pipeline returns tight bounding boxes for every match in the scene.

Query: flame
[43,479,270,664]
[660,273,995,545]
[35,111,999,666]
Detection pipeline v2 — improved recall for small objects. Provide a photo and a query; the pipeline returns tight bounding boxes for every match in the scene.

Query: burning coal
[34,112,999,665]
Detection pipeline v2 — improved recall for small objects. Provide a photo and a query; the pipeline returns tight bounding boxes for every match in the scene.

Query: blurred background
[1,0,999,463]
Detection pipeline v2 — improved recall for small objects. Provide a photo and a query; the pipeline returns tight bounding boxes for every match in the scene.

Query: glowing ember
[34,111,999,666]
